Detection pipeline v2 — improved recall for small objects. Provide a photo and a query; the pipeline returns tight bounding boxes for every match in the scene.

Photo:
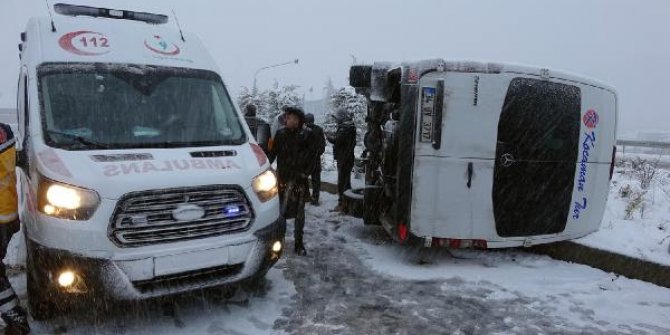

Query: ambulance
[350,60,617,249]
[15,3,284,319]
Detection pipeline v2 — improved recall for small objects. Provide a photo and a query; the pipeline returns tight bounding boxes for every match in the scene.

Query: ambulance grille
[110,185,253,247]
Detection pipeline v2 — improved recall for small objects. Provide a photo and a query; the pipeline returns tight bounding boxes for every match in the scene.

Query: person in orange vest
[0,123,30,334]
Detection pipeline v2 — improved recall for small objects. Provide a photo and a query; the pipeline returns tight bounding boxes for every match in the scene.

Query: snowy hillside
[577,158,670,265]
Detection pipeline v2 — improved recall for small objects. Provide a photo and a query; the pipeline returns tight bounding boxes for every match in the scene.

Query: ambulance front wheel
[26,245,58,320]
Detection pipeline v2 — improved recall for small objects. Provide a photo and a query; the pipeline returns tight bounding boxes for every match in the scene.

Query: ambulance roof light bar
[53,3,168,25]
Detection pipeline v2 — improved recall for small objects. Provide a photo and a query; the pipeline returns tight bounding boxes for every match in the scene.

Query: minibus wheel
[343,188,364,218]
[363,186,383,226]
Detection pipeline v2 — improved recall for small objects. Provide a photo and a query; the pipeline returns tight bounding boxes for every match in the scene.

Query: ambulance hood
[33,143,270,200]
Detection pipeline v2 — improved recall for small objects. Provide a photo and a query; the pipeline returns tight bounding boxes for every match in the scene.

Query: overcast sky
[1,0,669,136]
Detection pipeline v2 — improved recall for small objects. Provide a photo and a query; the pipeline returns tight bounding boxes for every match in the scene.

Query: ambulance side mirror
[15,136,29,172]
[16,148,29,172]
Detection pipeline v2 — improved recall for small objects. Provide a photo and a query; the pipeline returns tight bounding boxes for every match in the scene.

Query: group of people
[245,104,357,256]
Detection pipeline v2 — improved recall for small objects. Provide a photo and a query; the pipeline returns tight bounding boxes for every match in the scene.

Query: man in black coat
[244,104,271,154]
[268,107,317,255]
[327,109,357,212]
[304,113,326,205]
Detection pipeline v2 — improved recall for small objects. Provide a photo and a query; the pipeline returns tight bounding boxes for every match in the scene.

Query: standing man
[304,113,326,206]
[327,109,357,212]
[0,123,30,335]
[268,107,316,256]
[244,104,271,154]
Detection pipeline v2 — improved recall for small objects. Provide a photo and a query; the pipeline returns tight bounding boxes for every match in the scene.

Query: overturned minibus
[350,60,617,249]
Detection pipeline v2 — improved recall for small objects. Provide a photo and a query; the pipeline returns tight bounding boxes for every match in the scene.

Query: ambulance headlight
[38,177,100,221]
[252,170,278,202]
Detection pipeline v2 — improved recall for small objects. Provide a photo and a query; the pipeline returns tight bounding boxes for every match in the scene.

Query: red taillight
[609,146,616,180]
[397,223,408,241]
[448,239,462,249]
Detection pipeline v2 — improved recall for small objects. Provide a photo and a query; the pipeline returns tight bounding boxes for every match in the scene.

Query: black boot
[310,196,320,206]
[2,306,30,335]
[294,239,307,256]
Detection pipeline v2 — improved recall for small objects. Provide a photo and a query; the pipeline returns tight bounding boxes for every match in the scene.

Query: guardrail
[617,140,670,150]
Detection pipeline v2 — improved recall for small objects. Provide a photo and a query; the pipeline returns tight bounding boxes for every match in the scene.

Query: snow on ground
[7,262,295,334]
[575,162,670,266]
[278,193,670,334]
[10,270,294,334]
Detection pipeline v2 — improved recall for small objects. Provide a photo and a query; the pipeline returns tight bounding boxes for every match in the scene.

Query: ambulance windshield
[38,63,247,150]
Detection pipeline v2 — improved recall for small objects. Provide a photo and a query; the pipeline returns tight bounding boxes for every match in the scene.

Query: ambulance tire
[241,268,270,293]
[26,249,57,320]
[349,65,372,88]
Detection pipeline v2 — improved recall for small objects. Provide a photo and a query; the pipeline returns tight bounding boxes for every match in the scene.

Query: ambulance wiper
[46,130,111,149]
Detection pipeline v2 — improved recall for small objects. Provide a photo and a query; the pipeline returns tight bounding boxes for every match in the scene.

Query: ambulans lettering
[103,159,241,176]
[59,31,111,56]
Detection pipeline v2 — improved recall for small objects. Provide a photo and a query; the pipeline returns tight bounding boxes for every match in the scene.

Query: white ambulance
[350,60,617,249]
[15,3,284,319]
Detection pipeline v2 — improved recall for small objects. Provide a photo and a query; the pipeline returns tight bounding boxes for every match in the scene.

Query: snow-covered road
[7,192,670,334]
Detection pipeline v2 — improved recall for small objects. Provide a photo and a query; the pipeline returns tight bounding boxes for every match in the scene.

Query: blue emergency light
[223,205,242,216]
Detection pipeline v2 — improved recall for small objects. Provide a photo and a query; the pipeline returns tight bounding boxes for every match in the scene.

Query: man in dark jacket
[304,113,326,205]
[268,107,317,255]
[327,109,357,212]
[244,104,271,154]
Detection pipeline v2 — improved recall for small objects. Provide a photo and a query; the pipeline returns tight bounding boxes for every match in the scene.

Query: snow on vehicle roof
[24,14,218,72]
